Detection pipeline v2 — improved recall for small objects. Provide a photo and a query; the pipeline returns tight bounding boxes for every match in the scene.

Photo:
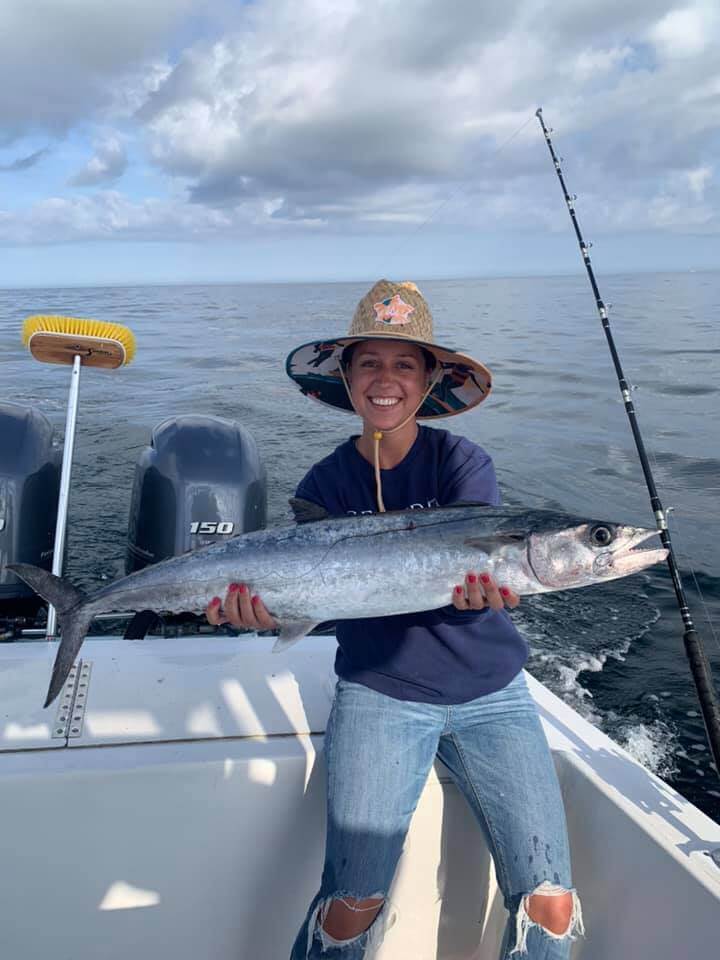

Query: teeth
[370,398,400,406]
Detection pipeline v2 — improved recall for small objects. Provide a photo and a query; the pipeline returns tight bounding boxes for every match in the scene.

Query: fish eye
[589,524,614,547]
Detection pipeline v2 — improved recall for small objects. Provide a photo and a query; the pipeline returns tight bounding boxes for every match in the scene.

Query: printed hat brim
[285,332,492,419]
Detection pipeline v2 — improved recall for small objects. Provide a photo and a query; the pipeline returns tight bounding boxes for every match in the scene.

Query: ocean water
[1,273,719,823]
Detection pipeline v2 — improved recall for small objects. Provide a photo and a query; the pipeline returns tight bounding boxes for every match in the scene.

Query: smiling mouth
[369,397,401,407]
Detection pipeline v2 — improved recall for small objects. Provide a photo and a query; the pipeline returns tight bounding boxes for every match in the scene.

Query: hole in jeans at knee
[510,882,585,956]
[309,892,396,954]
[321,895,384,940]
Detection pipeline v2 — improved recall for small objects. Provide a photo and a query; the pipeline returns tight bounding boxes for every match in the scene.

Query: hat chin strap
[338,364,443,513]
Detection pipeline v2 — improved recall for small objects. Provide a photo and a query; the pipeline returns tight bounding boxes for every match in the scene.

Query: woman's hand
[451,572,520,611]
[205,583,278,631]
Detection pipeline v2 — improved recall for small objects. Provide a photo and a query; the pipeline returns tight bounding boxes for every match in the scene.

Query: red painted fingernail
[480,574,490,584]
[251,595,260,605]
[455,586,464,595]
[229,583,239,593]
[211,597,221,606]
[238,584,247,594]
[501,587,510,597]
[468,574,477,584]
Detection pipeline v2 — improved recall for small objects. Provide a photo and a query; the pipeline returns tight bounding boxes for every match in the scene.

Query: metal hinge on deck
[52,660,92,739]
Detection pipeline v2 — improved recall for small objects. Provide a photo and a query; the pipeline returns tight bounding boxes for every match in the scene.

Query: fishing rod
[535,107,720,778]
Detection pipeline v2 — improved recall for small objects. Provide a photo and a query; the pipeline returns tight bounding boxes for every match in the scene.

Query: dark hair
[340,342,436,371]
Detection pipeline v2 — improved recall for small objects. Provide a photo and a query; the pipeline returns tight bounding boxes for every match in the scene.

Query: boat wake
[518,575,680,780]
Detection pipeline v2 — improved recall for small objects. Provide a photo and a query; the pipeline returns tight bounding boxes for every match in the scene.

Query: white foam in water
[521,606,640,720]
[612,718,680,780]
[520,580,682,779]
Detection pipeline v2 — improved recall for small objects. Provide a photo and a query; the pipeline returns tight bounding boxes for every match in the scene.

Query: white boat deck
[1,634,718,958]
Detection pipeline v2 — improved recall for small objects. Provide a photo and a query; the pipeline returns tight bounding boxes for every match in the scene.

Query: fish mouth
[593,528,668,577]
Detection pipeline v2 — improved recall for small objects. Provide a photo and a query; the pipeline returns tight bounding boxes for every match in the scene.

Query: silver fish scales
[7,503,667,707]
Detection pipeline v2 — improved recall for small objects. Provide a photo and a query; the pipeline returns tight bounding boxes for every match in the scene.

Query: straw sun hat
[285,280,492,419]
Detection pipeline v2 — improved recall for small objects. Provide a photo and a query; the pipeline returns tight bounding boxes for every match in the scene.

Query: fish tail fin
[6,564,94,708]
[7,563,86,614]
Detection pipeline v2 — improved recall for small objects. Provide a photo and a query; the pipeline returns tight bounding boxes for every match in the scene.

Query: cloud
[0,190,233,245]
[1,0,719,247]
[650,3,720,60]
[0,147,50,172]
[68,137,128,186]
[0,0,197,144]
[130,0,720,236]
[2,156,715,250]
[686,165,712,201]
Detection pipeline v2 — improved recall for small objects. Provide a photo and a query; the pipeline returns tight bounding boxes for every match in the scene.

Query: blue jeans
[290,671,583,959]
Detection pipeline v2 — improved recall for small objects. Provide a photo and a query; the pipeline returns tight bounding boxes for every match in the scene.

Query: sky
[0,0,718,286]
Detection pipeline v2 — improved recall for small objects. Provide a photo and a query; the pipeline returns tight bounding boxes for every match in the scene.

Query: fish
[6,501,668,708]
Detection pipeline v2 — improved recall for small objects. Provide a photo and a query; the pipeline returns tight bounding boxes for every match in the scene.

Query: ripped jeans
[289,671,583,959]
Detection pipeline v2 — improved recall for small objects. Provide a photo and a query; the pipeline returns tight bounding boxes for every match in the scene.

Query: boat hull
[0,635,718,958]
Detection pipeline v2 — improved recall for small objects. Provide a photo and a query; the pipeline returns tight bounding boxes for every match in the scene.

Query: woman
[207,280,584,958]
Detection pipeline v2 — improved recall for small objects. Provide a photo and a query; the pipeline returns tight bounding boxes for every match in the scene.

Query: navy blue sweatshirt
[295,426,528,704]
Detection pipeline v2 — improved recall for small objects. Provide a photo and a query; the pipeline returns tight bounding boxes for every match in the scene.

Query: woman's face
[348,340,429,430]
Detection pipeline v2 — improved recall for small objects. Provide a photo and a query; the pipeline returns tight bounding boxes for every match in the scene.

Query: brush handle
[47,355,81,638]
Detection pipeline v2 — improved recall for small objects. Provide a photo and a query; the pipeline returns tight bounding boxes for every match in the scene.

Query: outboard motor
[0,403,61,618]
[126,415,267,575]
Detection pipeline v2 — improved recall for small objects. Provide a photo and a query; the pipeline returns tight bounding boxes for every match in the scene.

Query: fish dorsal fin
[289,497,329,524]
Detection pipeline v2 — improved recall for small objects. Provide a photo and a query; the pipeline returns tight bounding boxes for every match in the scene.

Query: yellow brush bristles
[22,315,136,364]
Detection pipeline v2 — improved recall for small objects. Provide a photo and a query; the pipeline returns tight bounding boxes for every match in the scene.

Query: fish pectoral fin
[272,619,320,652]
[464,533,526,550]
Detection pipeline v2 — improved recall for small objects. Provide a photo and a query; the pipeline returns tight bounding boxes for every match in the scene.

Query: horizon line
[1,265,717,292]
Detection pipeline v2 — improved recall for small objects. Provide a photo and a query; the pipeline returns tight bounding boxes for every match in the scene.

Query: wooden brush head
[26,332,127,368]
[22,315,135,369]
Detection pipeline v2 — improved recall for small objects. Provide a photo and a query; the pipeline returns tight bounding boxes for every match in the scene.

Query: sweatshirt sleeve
[441,438,501,507]
[294,466,329,510]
